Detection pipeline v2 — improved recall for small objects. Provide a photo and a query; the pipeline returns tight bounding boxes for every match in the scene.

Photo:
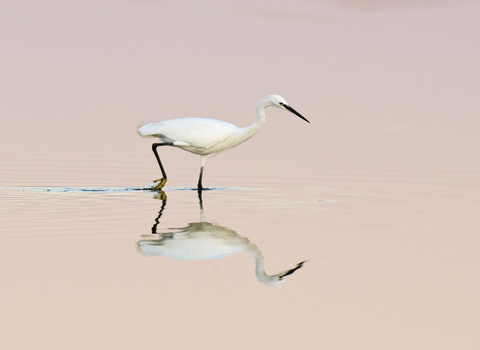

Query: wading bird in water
[138,95,309,191]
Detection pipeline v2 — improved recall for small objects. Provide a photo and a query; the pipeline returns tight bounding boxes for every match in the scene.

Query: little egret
[138,94,309,190]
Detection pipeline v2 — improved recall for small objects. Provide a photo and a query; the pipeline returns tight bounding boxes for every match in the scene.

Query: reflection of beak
[279,261,307,279]
[285,105,310,123]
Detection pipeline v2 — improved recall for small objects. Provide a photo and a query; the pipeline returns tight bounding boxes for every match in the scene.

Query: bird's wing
[138,118,237,149]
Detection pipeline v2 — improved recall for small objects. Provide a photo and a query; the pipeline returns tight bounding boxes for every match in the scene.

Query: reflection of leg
[151,143,173,190]
[151,191,167,234]
[198,189,203,207]
[198,191,208,222]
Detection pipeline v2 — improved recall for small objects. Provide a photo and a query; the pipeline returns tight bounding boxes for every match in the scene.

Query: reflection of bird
[138,95,309,191]
[137,192,306,287]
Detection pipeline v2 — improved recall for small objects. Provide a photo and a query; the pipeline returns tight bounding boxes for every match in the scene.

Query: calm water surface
[1,169,479,349]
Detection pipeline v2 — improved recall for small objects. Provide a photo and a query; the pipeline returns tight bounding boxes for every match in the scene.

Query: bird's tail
[137,123,158,138]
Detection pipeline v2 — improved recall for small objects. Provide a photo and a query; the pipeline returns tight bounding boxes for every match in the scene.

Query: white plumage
[139,118,241,155]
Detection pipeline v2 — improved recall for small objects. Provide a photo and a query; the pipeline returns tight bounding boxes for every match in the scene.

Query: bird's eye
[279,102,285,106]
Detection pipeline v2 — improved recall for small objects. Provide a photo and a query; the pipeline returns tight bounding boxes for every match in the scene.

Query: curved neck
[253,254,284,287]
[249,107,266,135]
[246,246,277,286]
[232,106,266,147]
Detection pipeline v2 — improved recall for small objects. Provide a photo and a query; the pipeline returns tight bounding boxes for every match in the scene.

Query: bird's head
[257,95,310,123]
[263,94,288,109]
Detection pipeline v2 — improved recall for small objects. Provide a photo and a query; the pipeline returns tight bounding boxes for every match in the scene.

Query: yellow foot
[144,178,167,191]
[152,178,167,190]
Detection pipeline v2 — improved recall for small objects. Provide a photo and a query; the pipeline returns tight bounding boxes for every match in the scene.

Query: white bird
[138,94,309,191]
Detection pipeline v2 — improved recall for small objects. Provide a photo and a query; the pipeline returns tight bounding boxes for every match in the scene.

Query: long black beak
[285,104,310,123]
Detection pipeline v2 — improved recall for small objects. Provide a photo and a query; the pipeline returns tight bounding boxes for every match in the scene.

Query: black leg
[152,143,173,179]
[197,155,207,192]
[197,166,204,192]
